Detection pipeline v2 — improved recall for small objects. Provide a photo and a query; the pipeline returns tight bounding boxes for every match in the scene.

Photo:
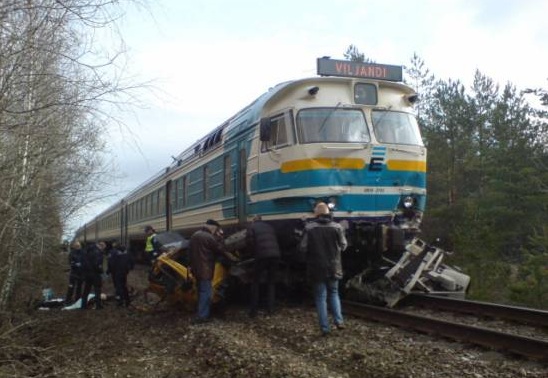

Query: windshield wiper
[372,105,393,128]
[318,102,342,134]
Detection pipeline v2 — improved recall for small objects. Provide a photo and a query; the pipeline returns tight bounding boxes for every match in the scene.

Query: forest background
[0,1,546,314]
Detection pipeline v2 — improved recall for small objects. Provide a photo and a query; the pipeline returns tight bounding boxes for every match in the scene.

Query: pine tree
[404,53,436,124]
[343,44,374,63]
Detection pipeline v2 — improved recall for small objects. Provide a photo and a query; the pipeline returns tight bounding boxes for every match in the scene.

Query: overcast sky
[70,0,548,232]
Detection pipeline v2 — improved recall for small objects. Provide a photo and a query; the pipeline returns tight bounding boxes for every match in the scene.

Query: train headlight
[402,196,414,209]
[327,197,337,210]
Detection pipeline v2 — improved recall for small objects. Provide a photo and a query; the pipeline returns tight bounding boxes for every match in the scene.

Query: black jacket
[246,220,281,260]
[107,247,134,275]
[81,244,104,278]
[299,215,348,282]
[68,248,84,273]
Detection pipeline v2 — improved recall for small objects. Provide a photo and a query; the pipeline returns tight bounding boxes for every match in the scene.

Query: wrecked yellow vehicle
[144,231,241,311]
[146,251,230,310]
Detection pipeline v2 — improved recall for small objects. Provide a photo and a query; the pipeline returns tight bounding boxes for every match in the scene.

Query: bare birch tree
[0,0,147,310]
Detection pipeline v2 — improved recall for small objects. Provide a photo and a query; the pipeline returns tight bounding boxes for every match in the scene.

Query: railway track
[342,299,548,362]
[404,293,548,327]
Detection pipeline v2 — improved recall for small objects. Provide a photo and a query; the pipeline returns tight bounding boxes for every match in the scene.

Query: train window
[183,176,188,206]
[239,149,246,193]
[203,165,209,201]
[261,112,292,152]
[143,197,146,218]
[175,177,184,209]
[223,155,232,195]
[297,108,369,143]
[171,181,177,208]
[354,83,377,105]
[159,188,165,214]
[372,110,423,146]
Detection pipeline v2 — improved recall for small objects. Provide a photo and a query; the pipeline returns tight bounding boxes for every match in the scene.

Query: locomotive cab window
[354,83,377,105]
[261,111,293,152]
[297,108,370,143]
[372,110,423,146]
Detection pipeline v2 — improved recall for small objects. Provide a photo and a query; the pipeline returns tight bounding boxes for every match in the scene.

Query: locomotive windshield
[297,108,370,143]
[372,110,423,146]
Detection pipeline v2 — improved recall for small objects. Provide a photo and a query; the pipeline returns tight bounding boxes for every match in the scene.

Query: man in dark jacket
[65,241,84,304]
[300,202,348,335]
[107,242,134,307]
[246,215,281,317]
[80,241,106,309]
[189,219,233,323]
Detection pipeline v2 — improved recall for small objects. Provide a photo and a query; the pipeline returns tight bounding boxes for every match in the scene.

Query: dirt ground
[1,265,547,378]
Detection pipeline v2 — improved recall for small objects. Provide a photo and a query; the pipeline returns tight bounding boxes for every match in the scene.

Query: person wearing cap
[189,219,233,323]
[144,225,161,265]
[299,202,348,336]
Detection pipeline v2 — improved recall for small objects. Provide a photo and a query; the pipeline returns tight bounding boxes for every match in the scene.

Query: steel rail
[404,294,548,327]
[342,300,548,362]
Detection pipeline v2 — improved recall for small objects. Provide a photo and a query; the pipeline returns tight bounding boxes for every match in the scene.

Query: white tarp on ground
[61,294,95,310]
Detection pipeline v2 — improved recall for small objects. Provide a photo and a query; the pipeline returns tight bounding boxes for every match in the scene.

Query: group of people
[188,202,347,336]
[65,240,134,309]
[66,201,347,336]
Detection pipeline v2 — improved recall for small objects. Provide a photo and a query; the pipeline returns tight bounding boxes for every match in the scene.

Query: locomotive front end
[249,58,469,306]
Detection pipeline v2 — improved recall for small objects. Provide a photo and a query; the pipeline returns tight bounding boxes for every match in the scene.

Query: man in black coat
[65,241,84,304]
[80,241,106,309]
[246,215,281,317]
[107,242,134,307]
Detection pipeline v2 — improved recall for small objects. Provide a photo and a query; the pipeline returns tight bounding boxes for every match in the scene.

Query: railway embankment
[1,266,546,377]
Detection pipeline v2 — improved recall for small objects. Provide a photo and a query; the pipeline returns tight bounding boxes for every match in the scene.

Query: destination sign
[317,58,403,82]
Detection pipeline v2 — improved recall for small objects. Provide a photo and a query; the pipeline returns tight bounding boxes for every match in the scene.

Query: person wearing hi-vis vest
[144,225,161,265]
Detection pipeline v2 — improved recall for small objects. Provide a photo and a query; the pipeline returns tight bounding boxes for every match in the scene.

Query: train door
[236,141,247,226]
[165,179,172,231]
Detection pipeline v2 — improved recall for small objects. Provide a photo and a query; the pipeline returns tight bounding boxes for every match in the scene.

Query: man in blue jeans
[300,202,348,336]
[189,219,233,323]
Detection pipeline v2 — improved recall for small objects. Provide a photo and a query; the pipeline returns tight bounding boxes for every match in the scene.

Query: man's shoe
[191,317,211,325]
[335,323,345,330]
